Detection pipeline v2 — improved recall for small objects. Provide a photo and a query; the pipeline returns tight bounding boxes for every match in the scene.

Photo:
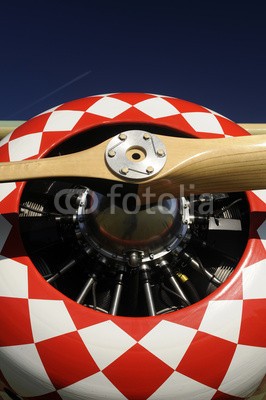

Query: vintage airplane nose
[1,93,264,400]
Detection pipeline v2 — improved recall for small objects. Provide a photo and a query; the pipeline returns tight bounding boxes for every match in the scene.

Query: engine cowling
[0,93,265,400]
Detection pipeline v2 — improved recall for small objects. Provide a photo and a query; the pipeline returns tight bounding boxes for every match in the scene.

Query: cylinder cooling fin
[0,93,265,400]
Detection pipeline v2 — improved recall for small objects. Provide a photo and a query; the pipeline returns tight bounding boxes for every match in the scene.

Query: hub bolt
[146,166,154,174]
[157,148,165,157]
[108,149,116,158]
[120,167,129,175]
[119,133,127,141]
[143,133,151,140]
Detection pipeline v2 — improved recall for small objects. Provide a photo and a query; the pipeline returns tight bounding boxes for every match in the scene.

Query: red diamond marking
[215,117,248,137]
[110,92,153,103]
[36,331,99,389]
[11,114,50,139]
[239,299,266,347]
[177,332,237,388]
[73,112,107,132]
[249,192,266,212]
[0,143,10,162]
[103,343,173,400]
[164,302,209,330]
[0,298,33,346]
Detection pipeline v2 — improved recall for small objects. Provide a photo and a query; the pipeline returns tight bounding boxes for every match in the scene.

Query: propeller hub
[105,130,167,180]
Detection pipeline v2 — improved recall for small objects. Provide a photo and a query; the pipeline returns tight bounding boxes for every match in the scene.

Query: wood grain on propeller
[0,134,265,197]
[139,134,266,196]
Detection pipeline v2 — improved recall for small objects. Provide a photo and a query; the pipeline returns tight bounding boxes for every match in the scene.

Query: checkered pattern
[0,93,265,400]
[0,93,251,164]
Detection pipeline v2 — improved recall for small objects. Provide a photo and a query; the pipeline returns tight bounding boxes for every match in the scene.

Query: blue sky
[1,1,265,122]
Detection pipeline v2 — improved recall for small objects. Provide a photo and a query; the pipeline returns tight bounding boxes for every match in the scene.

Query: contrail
[8,70,92,117]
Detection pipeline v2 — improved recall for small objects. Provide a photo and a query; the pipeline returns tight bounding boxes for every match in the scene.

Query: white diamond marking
[43,110,84,131]
[134,97,180,119]
[242,259,266,299]
[0,256,28,298]
[87,97,131,118]
[199,300,243,343]
[0,182,16,202]
[182,112,224,134]
[28,299,76,342]
[219,345,266,398]
[0,344,55,397]
[78,320,136,370]
[139,320,197,369]
[8,132,43,161]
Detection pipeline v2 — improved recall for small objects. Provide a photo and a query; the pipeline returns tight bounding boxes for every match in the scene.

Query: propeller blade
[143,134,266,196]
[0,134,265,198]
[0,138,117,183]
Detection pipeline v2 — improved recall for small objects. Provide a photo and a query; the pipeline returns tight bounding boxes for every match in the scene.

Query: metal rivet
[157,148,165,157]
[119,133,127,141]
[108,149,116,158]
[143,133,151,140]
[146,166,154,174]
[120,167,129,175]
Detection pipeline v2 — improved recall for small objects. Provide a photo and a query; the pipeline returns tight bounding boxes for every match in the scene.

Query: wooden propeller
[0,134,265,197]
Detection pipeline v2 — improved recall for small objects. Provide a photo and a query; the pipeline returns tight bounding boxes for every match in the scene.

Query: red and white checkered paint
[0,93,265,400]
